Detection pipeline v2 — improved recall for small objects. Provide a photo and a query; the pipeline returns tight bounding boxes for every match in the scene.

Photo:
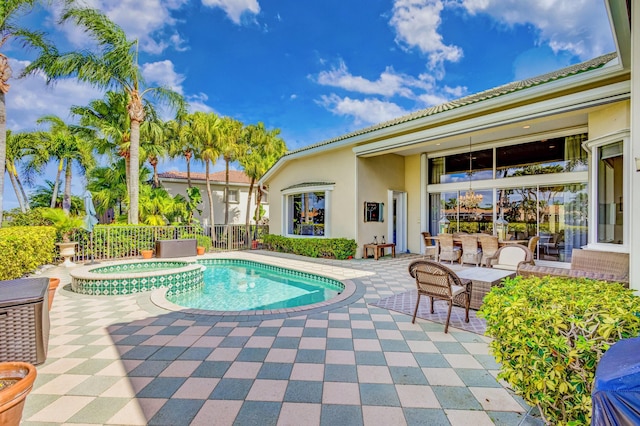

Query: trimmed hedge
[479,275,640,425]
[262,235,356,260]
[0,226,57,280]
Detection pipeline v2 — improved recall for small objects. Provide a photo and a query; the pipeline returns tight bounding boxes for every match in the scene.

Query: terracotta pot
[140,249,153,259]
[251,240,258,250]
[48,278,60,310]
[0,362,37,426]
[197,246,206,255]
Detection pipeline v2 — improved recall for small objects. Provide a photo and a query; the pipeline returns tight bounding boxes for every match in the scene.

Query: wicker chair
[486,245,534,271]
[407,260,471,333]
[459,235,482,266]
[421,232,439,260]
[478,235,499,267]
[437,233,461,264]
[527,235,540,259]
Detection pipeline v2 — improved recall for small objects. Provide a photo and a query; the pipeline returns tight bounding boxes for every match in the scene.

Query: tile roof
[283,52,618,158]
[158,169,252,184]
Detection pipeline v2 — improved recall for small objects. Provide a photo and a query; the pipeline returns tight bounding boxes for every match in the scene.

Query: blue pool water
[166,260,343,311]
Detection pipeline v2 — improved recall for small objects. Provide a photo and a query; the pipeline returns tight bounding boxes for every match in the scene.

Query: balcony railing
[66,225,269,263]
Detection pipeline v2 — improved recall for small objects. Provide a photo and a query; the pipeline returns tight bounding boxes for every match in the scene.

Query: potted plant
[48,278,60,310]
[196,235,212,255]
[42,208,83,267]
[0,362,37,426]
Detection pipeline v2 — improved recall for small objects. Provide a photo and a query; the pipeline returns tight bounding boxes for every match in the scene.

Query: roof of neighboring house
[158,170,252,185]
[282,52,618,159]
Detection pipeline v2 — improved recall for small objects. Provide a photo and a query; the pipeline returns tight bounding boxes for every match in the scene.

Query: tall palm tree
[23,7,184,224]
[37,115,95,214]
[140,111,167,188]
[0,0,52,225]
[218,116,244,226]
[183,112,221,231]
[239,123,287,238]
[5,130,38,212]
[166,109,197,188]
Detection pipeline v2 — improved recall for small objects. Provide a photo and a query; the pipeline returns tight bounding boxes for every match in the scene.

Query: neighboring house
[260,0,640,289]
[158,170,268,226]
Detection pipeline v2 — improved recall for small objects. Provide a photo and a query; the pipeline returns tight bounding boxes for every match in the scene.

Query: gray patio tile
[474,354,502,370]
[303,327,328,337]
[178,347,214,360]
[433,342,468,354]
[272,337,301,349]
[414,353,450,368]
[69,376,121,396]
[109,325,144,335]
[320,404,363,426]
[121,345,162,360]
[191,361,231,378]
[283,318,306,327]
[489,411,531,425]
[236,348,269,362]
[456,369,503,388]
[254,327,280,336]
[403,407,450,426]
[355,351,388,366]
[326,338,354,350]
[401,330,431,340]
[116,335,151,346]
[148,346,187,360]
[284,380,323,403]
[137,377,186,398]
[380,339,411,352]
[205,327,234,336]
[352,328,379,339]
[257,363,293,380]
[359,383,401,406]
[389,366,428,385]
[220,336,250,347]
[66,359,116,375]
[328,320,351,328]
[128,360,172,377]
[148,399,204,426]
[21,394,61,419]
[67,397,129,424]
[450,331,487,343]
[295,349,326,363]
[324,364,358,383]
[234,401,281,426]
[350,314,371,321]
[372,321,399,330]
[209,378,254,400]
[432,386,483,410]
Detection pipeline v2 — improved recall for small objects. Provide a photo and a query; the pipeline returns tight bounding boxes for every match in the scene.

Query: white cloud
[317,94,408,125]
[186,93,215,113]
[5,58,103,131]
[460,0,614,59]
[201,0,260,24]
[389,0,463,70]
[141,60,185,94]
[316,61,415,98]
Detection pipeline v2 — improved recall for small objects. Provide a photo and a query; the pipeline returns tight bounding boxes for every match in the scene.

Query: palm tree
[23,7,184,224]
[140,111,167,188]
[239,123,287,239]
[0,0,52,225]
[166,109,198,188]
[37,115,95,214]
[5,130,43,212]
[218,116,244,226]
[183,112,221,232]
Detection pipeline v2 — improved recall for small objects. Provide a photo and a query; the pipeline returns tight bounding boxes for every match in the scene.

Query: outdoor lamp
[438,216,450,234]
[495,213,509,241]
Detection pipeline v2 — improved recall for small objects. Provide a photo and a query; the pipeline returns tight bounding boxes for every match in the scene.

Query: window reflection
[288,192,325,236]
[597,142,623,244]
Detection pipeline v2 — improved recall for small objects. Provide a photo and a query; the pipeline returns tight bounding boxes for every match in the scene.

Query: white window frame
[281,184,334,238]
[583,129,630,253]
[226,189,239,204]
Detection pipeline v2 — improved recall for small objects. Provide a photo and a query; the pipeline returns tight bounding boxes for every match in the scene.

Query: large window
[596,142,623,244]
[287,192,326,236]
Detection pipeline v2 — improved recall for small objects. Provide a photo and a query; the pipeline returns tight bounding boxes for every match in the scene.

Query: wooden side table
[363,243,396,260]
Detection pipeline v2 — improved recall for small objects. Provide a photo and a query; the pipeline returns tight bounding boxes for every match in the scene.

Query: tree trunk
[127,90,144,225]
[205,160,216,242]
[224,158,230,226]
[245,177,255,242]
[185,150,192,188]
[50,159,63,208]
[124,155,131,220]
[16,173,30,210]
[255,187,263,226]
[7,171,25,213]
[63,158,72,214]
[0,91,6,226]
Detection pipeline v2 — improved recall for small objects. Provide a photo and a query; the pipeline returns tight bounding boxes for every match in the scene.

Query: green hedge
[0,226,57,280]
[479,275,640,425]
[262,235,357,260]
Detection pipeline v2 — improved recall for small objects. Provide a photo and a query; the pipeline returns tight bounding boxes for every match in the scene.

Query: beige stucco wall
[265,147,356,239]
[161,180,266,225]
[357,154,405,257]
[588,100,630,138]
[404,154,422,255]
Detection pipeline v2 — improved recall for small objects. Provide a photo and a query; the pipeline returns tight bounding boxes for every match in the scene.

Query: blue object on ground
[592,336,640,425]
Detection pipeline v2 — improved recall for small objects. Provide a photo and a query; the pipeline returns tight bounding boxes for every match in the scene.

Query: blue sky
[4,0,615,210]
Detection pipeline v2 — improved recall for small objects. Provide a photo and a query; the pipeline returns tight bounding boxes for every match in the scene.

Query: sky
[3,0,615,210]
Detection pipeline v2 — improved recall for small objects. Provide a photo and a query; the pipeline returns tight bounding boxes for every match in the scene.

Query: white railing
[67,224,269,262]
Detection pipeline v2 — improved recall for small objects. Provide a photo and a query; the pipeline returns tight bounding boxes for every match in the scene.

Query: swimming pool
[166,259,344,311]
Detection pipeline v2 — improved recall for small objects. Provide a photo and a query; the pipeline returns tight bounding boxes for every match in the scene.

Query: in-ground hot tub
[69,260,204,296]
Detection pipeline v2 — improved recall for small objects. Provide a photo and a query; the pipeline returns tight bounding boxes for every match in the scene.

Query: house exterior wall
[160,179,267,225]
[588,100,630,138]
[404,154,422,255]
[266,147,356,239]
[357,154,405,257]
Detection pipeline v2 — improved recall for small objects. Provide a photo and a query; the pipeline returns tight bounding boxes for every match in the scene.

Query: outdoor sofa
[517,249,629,287]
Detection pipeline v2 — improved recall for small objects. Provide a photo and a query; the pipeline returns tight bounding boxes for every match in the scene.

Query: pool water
[167,260,343,311]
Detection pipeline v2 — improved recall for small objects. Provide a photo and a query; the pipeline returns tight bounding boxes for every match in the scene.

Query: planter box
[155,239,197,258]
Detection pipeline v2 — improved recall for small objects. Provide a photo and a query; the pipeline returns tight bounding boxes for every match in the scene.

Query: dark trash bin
[592,337,640,425]
[0,278,50,365]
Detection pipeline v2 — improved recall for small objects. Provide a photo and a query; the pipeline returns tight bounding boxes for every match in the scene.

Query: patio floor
[23,251,544,425]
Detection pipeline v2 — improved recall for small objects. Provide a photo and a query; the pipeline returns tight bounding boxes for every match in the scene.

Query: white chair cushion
[451,285,466,296]
[499,247,525,266]
[492,263,518,271]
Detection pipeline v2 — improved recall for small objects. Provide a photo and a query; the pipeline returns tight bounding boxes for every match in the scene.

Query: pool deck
[23,251,544,425]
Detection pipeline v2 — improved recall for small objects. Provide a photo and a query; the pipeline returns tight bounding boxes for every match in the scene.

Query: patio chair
[437,233,461,264]
[459,234,482,266]
[478,235,499,267]
[421,232,439,260]
[407,260,471,333]
[486,245,534,271]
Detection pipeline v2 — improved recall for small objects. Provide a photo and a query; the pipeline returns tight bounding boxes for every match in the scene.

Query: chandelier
[459,137,483,210]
